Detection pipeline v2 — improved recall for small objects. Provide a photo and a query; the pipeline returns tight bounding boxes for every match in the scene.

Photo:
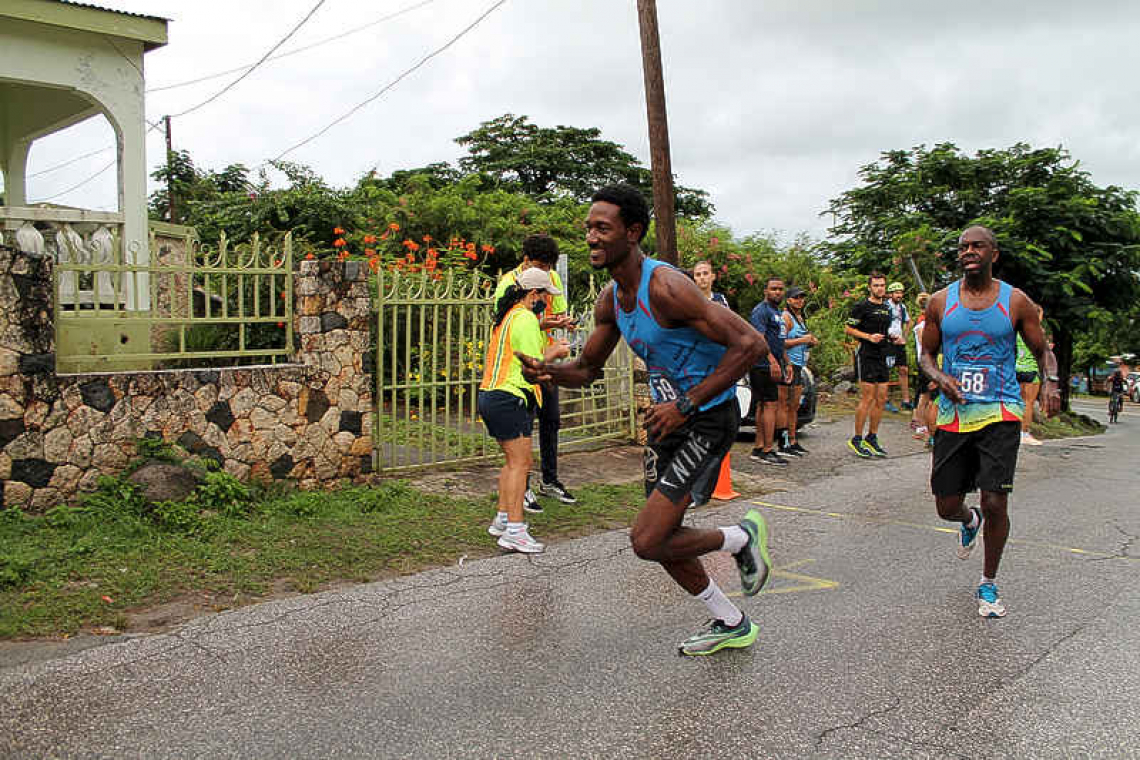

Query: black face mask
[531,298,547,316]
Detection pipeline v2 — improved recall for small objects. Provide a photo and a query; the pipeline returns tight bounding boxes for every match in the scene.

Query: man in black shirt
[844,272,892,457]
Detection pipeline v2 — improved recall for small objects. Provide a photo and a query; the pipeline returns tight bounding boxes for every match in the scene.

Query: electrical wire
[270,0,507,162]
[169,0,328,119]
[28,146,115,178]
[147,0,439,93]
[28,122,165,204]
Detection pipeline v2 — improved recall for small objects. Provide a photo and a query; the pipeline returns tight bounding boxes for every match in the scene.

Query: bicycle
[1108,391,1123,424]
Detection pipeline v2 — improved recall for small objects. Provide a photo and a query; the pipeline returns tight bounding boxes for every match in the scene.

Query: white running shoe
[488,514,508,537]
[1021,432,1043,446]
[497,529,545,554]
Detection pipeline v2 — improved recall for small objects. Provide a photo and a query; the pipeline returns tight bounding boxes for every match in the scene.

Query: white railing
[0,205,131,307]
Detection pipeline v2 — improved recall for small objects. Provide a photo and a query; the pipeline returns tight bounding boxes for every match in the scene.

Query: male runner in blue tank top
[517,184,773,656]
[919,226,1059,618]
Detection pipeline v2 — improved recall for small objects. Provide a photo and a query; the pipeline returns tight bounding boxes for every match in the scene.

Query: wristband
[675,395,696,417]
[1046,375,1059,382]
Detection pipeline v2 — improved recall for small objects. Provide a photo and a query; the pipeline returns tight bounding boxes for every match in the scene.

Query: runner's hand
[783,364,793,384]
[544,339,570,362]
[1042,382,1061,418]
[868,333,885,343]
[935,372,965,405]
[516,352,551,383]
[645,400,686,440]
[542,314,575,330]
[769,362,781,380]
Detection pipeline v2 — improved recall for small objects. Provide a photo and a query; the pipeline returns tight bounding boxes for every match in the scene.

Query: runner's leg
[979,491,1010,578]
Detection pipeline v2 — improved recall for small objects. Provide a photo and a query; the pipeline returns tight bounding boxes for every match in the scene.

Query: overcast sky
[14,0,1140,240]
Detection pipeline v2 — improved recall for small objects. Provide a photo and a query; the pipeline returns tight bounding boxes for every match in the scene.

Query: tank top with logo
[613,258,734,411]
[936,280,1024,432]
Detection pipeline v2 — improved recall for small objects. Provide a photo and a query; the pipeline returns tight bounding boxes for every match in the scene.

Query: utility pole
[636,0,677,264]
[164,115,175,223]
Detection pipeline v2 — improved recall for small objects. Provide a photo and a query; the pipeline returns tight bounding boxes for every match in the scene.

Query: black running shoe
[778,444,803,458]
[786,442,809,455]
[864,435,888,458]
[539,479,577,504]
[755,451,787,467]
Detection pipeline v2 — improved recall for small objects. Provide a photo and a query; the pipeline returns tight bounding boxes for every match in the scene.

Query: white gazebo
[0,0,167,308]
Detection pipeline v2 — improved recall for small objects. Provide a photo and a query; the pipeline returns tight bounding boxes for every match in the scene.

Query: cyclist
[1108,366,1126,423]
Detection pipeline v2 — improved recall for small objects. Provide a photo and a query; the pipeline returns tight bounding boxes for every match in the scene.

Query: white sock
[696,579,743,627]
[496,511,509,523]
[720,525,748,554]
[965,509,980,530]
[981,575,996,586]
[507,521,527,535]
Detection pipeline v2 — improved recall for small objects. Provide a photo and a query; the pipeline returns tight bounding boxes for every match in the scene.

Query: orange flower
[432,272,443,281]
[426,247,438,258]
[305,252,315,260]
[464,251,477,260]
[388,222,400,231]
[333,238,346,248]
[333,226,345,235]
[424,259,437,271]
[481,244,494,254]
[364,248,376,257]
[422,234,432,243]
[277,321,285,328]
[405,253,415,263]
[362,234,377,244]
[380,230,390,241]
[337,251,348,261]
[368,258,379,272]
[402,239,420,252]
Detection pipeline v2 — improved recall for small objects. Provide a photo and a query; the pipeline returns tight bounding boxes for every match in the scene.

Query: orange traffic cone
[710,452,740,500]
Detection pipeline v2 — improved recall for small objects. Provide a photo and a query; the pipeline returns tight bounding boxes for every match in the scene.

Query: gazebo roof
[1,0,168,51]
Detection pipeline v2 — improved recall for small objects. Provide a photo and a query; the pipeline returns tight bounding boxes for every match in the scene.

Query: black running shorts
[749,366,780,402]
[888,343,908,368]
[1016,370,1039,384]
[645,399,739,507]
[855,349,890,384]
[478,389,535,441]
[931,420,1020,496]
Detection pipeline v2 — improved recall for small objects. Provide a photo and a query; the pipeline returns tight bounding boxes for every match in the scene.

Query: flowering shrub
[330,223,495,279]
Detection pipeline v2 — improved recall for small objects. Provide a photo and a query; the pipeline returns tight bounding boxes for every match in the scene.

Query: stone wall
[0,247,373,510]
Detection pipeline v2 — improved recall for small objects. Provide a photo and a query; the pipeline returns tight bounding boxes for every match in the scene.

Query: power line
[28,121,165,203]
[271,0,508,163]
[28,146,115,177]
[169,0,329,119]
[147,0,439,94]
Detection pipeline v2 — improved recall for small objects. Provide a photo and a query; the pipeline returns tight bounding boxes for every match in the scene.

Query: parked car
[736,366,817,439]
[1128,371,1140,403]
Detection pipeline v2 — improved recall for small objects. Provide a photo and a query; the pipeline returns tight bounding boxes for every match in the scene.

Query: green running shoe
[847,437,872,458]
[735,509,772,596]
[679,615,758,656]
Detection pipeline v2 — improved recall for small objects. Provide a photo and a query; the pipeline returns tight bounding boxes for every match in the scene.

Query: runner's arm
[517,284,621,387]
[919,291,965,404]
[643,268,766,439]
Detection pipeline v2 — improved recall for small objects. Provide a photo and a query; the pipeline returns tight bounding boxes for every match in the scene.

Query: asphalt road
[2,407,1137,759]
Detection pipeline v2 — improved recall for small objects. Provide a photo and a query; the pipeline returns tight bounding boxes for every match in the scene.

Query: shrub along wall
[0,247,373,510]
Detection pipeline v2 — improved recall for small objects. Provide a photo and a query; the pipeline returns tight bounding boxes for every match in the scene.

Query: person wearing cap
[493,234,578,510]
[885,281,913,413]
[480,266,570,553]
[780,286,817,456]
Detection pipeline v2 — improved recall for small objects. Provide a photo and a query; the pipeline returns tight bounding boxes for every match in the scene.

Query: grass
[0,475,642,639]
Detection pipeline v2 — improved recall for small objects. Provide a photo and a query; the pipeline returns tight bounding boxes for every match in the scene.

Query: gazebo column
[1,139,31,206]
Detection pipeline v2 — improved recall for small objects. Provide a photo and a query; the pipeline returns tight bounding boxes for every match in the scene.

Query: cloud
[11,0,1140,241]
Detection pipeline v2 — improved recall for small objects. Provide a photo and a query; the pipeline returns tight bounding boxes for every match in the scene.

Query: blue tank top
[613,258,735,411]
[936,280,1024,432]
[785,311,809,367]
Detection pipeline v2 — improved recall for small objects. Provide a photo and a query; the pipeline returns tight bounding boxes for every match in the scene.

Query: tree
[455,113,713,217]
[825,143,1140,406]
[149,150,250,225]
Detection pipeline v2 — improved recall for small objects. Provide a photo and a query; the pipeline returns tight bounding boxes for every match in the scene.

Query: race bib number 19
[648,372,680,403]
[957,365,993,402]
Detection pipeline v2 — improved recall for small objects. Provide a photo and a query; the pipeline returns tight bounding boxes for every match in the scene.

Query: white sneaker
[488,514,508,537]
[1021,432,1043,446]
[497,529,545,554]
[523,489,543,513]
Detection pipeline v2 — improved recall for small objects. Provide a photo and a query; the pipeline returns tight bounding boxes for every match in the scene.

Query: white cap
[516,267,562,294]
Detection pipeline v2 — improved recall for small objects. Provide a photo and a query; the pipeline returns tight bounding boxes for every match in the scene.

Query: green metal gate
[373,268,635,473]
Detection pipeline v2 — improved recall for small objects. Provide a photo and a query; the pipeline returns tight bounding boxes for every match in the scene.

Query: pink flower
[744,273,755,285]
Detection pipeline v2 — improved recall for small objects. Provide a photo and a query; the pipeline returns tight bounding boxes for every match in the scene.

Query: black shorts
[888,343,908,368]
[855,350,889,384]
[477,389,536,441]
[749,366,780,402]
[1016,371,1039,384]
[931,421,1020,496]
[646,399,739,507]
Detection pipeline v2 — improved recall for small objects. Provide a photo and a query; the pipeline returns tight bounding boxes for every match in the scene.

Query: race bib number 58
[957,365,993,401]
